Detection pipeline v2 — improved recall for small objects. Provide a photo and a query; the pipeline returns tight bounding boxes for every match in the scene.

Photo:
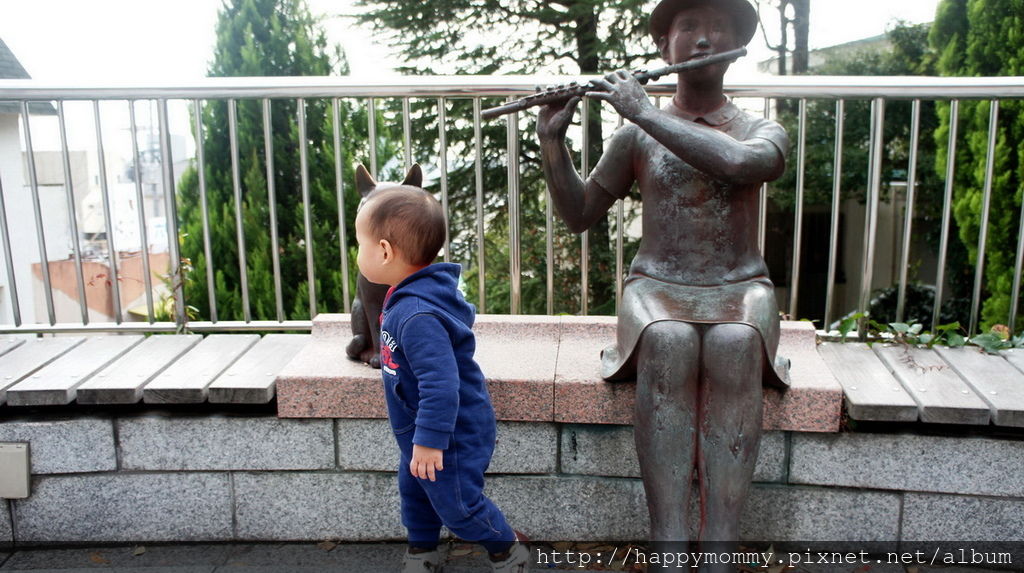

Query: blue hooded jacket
[379,263,494,450]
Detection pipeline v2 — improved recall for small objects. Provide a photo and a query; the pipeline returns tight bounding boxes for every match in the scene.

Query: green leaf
[970,333,1007,354]
[947,332,967,348]
[889,322,911,334]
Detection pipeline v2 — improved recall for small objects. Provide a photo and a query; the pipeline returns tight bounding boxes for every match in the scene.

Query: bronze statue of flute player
[533,0,789,569]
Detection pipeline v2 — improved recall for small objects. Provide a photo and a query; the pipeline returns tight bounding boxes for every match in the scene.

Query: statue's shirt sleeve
[589,123,641,200]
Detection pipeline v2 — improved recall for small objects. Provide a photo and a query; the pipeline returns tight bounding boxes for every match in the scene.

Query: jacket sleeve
[401,313,459,449]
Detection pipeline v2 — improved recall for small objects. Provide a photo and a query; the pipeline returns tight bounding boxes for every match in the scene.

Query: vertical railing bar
[438,97,450,262]
[615,114,625,311]
[228,98,251,322]
[21,101,56,325]
[0,171,22,326]
[507,99,521,314]
[157,99,186,328]
[333,98,351,314]
[368,97,378,179]
[895,99,922,324]
[788,98,807,318]
[472,98,486,312]
[759,97,770,255]
[93,100,123,324]
[969,100,999,336]
[263,98,285,322]
[933,100,959,331]
[402,97,413,170]
[580,97,590,316]
[58,101,89,325]
[824,99,845,330]
[128,101,155,323]
[859,98,885,333]
[1010,161,1024,332]
[193,99,217,323]
[297,98,317,319]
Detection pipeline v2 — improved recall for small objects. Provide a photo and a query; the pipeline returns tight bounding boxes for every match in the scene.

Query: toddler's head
[355,185,446,285]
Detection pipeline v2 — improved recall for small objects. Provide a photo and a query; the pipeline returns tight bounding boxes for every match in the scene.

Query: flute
[481,47,746,120]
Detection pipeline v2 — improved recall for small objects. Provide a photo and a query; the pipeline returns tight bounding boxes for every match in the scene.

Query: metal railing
[0,75,1022,335]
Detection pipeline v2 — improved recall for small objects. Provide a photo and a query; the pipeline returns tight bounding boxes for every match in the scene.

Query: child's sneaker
[489,540,531,573]
[402,548,442,572]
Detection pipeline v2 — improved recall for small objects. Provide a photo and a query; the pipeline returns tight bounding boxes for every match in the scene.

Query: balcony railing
[0,75,1023,335]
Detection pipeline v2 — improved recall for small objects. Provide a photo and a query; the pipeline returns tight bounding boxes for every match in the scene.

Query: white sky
[0,0,941,82]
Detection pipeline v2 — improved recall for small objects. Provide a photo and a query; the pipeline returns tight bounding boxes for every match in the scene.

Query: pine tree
[177,0,371,323]
[931,0,1024,330]
[355,0,654,315]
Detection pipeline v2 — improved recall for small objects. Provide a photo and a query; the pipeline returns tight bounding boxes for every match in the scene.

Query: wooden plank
[0,337,84,405]
[0,337,25,359]
[1002,348,1024,376]
[208,334,310,404]
[5,335,144,406]
[817,341,918,422]
[75,335,203,405]
[873,343,991,425]
[142,334,260,403]
[936,346,1024,427]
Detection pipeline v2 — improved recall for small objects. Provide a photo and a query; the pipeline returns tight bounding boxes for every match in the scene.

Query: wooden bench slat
[207,334,310,404]
[76,335,203,405]
[142,334,260,403]
[0,337,25,359]
[1001,348,1024,377]
[936,346,1024,427]
[874,343,991,425]
[817,341,918,422]
[0,337,84,405]
[5,335,145,406]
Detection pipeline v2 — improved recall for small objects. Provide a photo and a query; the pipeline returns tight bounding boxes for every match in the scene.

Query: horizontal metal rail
[0,75,1023,100]
[0,75,1022,336]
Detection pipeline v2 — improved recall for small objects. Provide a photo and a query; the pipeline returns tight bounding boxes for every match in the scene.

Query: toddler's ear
[355,164,377,197]
[403,164,424,188]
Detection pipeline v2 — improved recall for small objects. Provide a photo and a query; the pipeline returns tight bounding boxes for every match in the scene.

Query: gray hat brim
[649,0,758,46]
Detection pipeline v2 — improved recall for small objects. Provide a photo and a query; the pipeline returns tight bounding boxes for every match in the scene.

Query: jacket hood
[385,263,474,327]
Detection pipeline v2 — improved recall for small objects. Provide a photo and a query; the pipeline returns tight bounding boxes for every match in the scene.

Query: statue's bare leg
[696,323,763,573]
[634,321,701,568]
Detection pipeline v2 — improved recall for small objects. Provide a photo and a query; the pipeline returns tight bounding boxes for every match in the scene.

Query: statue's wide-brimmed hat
[649,0,759,46]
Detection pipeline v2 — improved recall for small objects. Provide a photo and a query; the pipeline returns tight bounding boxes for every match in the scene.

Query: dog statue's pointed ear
[402,164,423,188]
[355,164,376,198]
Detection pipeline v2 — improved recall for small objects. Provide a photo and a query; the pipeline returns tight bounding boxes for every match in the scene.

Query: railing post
[158,99,187,329]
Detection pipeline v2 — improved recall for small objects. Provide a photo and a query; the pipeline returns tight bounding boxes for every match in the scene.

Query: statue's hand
[537,92,580,142]
[587,70,655,121]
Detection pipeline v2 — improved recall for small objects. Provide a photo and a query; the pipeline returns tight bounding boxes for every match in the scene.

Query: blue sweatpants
[394,426,516,551]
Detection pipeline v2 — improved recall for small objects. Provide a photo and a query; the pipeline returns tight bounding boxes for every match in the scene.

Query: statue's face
[658,5,739,73]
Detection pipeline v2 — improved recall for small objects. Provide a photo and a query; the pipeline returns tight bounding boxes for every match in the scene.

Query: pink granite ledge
[276,314,556,420]
[553,318,843,432]
[278,314,842,431]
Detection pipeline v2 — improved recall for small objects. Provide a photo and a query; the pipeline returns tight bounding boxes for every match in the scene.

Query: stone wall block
[118,415,334,471]
[560,425,786,482]
[742,484,901,542]
[790,433,1024,497]
[487,475,648,541]
[902,493,1024,541]
[234,472,403,541]
[491,422,558,474]
[13,473,232,543]
[0,417,115,474]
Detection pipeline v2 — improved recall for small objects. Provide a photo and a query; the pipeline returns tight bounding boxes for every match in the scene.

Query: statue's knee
[639,321,699,354]
[704,323,759,353]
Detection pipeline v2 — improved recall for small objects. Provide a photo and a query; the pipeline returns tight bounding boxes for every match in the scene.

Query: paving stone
[12,474,232,543]
[0,417,115,474]
[902,493,1024,541]
[487,475,648,541]
[233,472,403,541]
[0,543,231,569]
[559,425,786,482]
[742,485,901,542]
[118,415,334,471]
[790,433,1024,497]
[219,543,406,569]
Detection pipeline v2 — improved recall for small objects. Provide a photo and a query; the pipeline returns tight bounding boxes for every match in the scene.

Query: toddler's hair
[361,186,446,267]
